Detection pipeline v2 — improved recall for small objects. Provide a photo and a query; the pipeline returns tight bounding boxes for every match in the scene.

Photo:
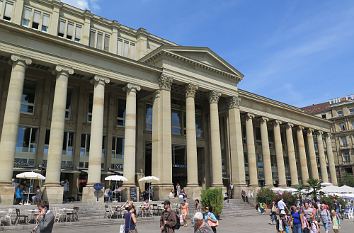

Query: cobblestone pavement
[13,214,354,233]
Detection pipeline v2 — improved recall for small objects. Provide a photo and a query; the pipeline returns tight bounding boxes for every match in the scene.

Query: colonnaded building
[0,0,337,204]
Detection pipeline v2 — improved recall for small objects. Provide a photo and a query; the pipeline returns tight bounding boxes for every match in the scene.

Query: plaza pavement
[13,214,354,233]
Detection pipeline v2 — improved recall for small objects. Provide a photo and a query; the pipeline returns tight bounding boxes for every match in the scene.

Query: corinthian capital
[185,84,198,98]
[209,90,221,104]
[92,75,110,86]
[228,95,241,109]
[55,65,74,76]
[10,55,32,66]
[125,83,141,93]
[158,74,173,91]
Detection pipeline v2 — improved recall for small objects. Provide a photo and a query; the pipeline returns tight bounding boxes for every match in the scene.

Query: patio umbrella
[338,185,354,194]
[16,172,45,204]
[320,182,333,187]
[138,176,160,201]
[105,175,128,202]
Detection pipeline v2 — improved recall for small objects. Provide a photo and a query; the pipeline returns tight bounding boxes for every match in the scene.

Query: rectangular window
[350,108,354,115]
[351,120,354,129]
[58,19,65,37]
[117,38,136,58]
[65,90,72,120]
[339,122,346,131]
[337,110,343,117]
[21,80,36,114]
[112,137,124,159]
[62,131,74,156]
[44,129,50,155]
[96,32,103,50]
[342,150,350,163]
[3,1,13,21]
[123,40,129,57]
[41,13,49,32]
[87,93,93,122]
[117,38,123,55]
[172,110,182,135]
[145,104,152,131]
[340,136,348,147]
[16,127,38,153]
[32,10,40,29]
[22,7,31,27]
[80,134,90,157]
[117,99,126,126]
[74,25,81,42]
[89,30,96,47]
[104,35,110,51]
[196,113,204,138]
[66,22,74,40]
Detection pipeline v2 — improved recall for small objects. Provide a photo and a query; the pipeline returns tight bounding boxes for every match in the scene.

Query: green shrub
[280,192,296,207]
[256,187,276,206]
[201,188,224,217]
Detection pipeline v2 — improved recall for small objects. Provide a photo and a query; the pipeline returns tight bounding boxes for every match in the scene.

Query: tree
[201,188,224,217]
[307,178,321,201]
[256,188,276,206]
[339,174,354,187]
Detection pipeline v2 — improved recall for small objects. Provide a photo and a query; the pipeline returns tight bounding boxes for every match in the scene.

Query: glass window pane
[22,7,31,26]
[33,10,40,23]
[42,13,49,32]
[172,111,182,135]
[89,30,96,47]
[75,25,82,42]
[123,41,129,56]
[104,35,110,51]
[67,22,74,39]
[145,104,152,131]
[96,32,103,49]
[117,99,126,126]
[3,2,13,20]
[117,38,123,55]
[58,19,65,36]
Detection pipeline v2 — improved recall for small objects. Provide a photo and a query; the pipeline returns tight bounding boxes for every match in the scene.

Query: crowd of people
[259,197,345,233]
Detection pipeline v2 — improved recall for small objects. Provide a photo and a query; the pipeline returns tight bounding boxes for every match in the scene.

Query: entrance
[172,144,187,187]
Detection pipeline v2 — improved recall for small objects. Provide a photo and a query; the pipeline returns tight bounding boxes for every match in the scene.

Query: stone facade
[303,95,354,183]
[0,0,335,204]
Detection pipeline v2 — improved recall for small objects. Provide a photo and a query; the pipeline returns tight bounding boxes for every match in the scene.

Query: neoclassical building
[0,0,337,204]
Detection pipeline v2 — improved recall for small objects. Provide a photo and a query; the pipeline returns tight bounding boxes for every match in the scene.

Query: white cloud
[61,0,101,11]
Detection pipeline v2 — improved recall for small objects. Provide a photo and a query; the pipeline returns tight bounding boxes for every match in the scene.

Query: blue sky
[63,0,354,107]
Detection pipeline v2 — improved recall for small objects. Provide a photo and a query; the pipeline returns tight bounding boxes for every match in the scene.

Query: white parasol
[16,172,45,204]
[105,175,128,182]
[138,176,160,201]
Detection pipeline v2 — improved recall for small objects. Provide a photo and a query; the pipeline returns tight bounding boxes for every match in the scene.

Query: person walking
[33,201,54,233]
[124,204,137,233]
[180,199,189,226]
[205,206,218,233]
[270,201,277,225]
[15,184,24,204]
[331,210,341,233]
[309,213,319,233]
[291,206,302,233]
[193,212,213,233]
[319,204,331,233]
[160,200,177,233]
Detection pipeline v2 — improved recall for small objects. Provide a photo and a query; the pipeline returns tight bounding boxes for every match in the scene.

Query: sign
[129,186,137,202]
[94,183,103,191]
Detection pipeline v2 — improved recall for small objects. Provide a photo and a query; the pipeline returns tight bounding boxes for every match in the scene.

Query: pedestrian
[331,210,341,233]
[32,186,42,204]
[15,184,24,204]
[205,206,218,233]
[160,200,177,233]
[319,204,331,233]
[32,201,54,233]
[180,199,189,226]
[63,179,69,202]
[276,210,286,233]
[277,198,288,212]
[241,189,246,202]
[309,213,319,233]
[176,183,181,197]
[290,206,302,233]
[302,201,314,223]
[124,204,137,233]
[193,212,213,233]
[229,184,234,199]
[269,201,277,225]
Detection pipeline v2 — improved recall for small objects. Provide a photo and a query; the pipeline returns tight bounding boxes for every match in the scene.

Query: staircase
[221,198,257,217]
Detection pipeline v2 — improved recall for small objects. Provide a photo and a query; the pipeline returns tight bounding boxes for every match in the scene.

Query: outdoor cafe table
[59,208,75,222]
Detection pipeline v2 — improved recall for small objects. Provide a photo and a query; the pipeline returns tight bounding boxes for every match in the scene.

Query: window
[337,110,343,117]
[32,10,40,29]
[89,29,110,51]
[112,137,124,159]
[57,18,82,42]
[117,37,136,59]
[65,90,72,120]
[321,114,326,119]
[117,99,126,126]
[21,80,36,114]
[350,108,354,115]
[41,13,49,32]
[145,104,152,131]
[2,1,13,21]
[339,122,346,131]
[21,7,50,32]
[196,113,204,138]
[172,110,182,135]
[22,7,31,27]
[172,145,186,168]
[80,134,90,157]
[340,136,348,147]
[44,129,50,155]
[87,93,93,122]
[62,131,74,156]
[351,120,354,129]
[342,150,350,164]
[16,127,38,153]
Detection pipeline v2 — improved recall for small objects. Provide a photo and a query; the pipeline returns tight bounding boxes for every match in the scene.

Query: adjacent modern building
[303,95,354,182]
[0,0,337,204]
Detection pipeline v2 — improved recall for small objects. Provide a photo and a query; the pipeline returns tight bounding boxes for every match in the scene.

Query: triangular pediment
[140,45,243,81]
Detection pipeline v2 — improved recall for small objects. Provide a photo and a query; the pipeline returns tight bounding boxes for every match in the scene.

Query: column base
[82,185,104,203]
[0,184,15,205]
[153,184,173,201]
[184,185,202,200]
[43,185,64,204]
[232,184,247,199]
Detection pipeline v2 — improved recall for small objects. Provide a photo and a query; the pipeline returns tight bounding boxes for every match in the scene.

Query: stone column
[296,126,309,185]
[209,91,223,187]
[317,131,329,183]
[245,113,258,187]
[151,90,161,182]
[152,74,173,199]
[0,55,31,204]
[307,129,319,179]
[123,84,140,187]
[285,123,299,186]
[44,66,74,204]
[185,84,200,199]
[260,117,273,187]
[228,96,246,195]
[273,120,286,187]
[325,133,338,185]
[82,76,110,202]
